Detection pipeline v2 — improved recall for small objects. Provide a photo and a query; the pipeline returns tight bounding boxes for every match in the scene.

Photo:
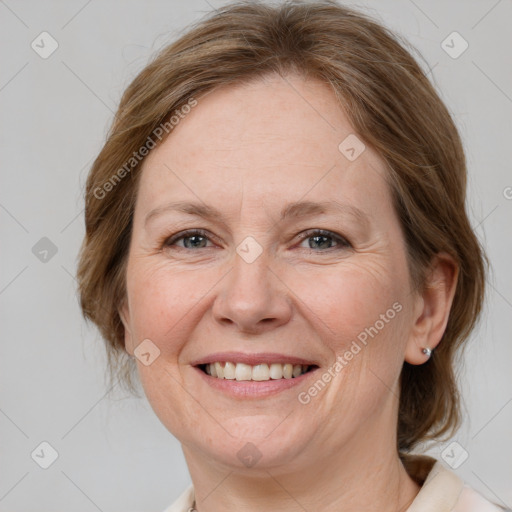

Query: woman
[77,1,504,510]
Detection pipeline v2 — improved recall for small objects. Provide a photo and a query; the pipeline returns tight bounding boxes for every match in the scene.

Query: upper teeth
[204,362,310,381]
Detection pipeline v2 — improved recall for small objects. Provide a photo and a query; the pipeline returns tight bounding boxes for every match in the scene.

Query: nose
[212,250,293,334]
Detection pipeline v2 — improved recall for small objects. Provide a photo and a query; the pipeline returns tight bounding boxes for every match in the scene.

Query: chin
[181,413,318,472]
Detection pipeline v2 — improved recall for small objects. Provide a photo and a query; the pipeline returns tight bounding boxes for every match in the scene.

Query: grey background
[1,0,511,510]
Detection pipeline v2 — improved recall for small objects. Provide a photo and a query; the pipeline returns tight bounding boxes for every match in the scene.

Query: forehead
[136,73,392,221]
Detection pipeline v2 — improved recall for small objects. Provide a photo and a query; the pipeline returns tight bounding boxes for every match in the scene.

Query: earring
[422,347,432,358]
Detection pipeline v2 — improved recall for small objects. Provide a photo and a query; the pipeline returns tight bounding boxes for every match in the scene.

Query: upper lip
[190,352,319,367]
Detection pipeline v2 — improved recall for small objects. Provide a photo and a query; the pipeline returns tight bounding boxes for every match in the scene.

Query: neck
[182,430,420,512]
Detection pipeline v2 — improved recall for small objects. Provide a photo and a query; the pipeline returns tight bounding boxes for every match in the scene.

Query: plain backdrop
[1,0,511,510]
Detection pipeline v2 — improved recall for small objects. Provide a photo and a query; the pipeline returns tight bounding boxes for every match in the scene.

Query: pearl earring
[422,347,432,358]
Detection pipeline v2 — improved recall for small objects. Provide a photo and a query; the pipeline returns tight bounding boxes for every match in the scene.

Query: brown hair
[77,0,488,453]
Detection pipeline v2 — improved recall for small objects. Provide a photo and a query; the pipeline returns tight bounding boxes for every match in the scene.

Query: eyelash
[162,228,351,252]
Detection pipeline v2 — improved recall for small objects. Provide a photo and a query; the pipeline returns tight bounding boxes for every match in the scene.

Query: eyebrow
[144,199,370,228]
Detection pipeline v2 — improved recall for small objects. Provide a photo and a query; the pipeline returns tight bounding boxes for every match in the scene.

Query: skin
[120,73,458,511]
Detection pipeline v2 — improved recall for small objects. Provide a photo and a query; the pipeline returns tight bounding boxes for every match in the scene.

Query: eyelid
[295,229,351,249]
[163,228,217,248]
[163,228,351,251]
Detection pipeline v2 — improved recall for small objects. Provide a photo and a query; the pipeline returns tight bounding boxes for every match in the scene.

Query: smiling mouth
[198,362,318,381]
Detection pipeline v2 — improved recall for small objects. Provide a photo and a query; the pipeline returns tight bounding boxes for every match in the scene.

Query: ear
[405,252,459,365]
[118,301,135,357]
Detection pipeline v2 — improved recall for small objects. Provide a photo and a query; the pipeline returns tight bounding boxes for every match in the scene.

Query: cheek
[298,261,403,347]
[298,259,410,405]
[126,262,222,352]
[302,265,408,420]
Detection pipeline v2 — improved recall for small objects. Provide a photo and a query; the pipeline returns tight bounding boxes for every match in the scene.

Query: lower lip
[193,366,319,399]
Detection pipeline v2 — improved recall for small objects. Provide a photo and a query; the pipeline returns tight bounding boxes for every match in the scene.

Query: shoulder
[161,484,194,512]
[453,486,508,512]
[404,455,506,512]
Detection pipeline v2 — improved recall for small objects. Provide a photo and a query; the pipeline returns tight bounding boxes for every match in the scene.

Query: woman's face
[121,74,421,471]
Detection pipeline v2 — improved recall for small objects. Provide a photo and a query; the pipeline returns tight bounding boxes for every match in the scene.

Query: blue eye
[163,229,351,251]
[164,229,214,249]
[297,229,351,251]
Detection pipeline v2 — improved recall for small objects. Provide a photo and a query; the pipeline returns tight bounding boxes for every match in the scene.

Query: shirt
[162,455,507,511]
